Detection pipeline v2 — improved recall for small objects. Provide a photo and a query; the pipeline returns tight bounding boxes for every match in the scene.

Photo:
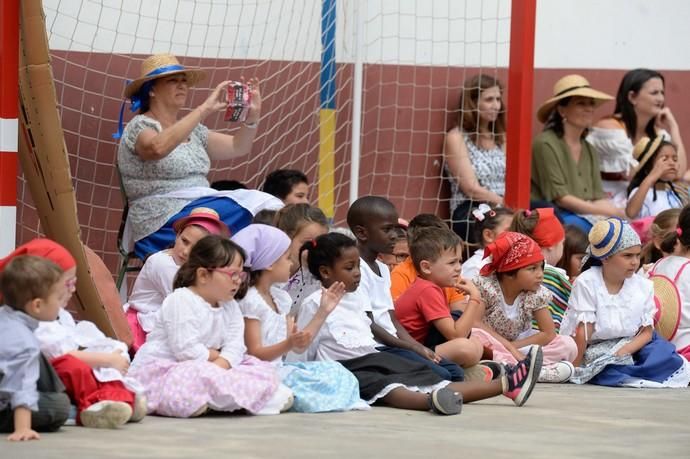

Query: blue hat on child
[231,224,291,270]
[588,218,641,260]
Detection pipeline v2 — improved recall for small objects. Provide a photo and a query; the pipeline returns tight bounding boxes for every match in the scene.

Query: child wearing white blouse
[293,232,544,413]
[125,207,230,352]
[233,224,365,413]
[560,218,690,387]
[128,235,293,417]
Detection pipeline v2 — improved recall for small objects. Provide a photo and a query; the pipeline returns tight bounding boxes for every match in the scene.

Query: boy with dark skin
[347,196,464,380]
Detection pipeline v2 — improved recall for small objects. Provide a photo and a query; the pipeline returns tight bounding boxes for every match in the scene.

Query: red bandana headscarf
[480,232,544,276]
[0,238,76,272]
[530,208,565,248]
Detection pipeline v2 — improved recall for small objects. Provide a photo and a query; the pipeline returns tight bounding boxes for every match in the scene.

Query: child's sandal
[428,387,463,415]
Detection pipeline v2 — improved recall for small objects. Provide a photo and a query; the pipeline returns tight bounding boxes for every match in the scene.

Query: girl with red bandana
[465,232,578,383]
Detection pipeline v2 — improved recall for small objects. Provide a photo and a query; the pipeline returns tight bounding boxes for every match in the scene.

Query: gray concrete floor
[2,384,689,459]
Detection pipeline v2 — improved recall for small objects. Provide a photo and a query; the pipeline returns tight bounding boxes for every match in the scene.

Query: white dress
[238,286,364,412]
[461,249,487,281]
[292,289,448,404]
[128,287,287,417]
[628,186,686,219]
[124,250,179,332]
[560,267,690,387]
[560,267,655,341]
[35,309,142,392]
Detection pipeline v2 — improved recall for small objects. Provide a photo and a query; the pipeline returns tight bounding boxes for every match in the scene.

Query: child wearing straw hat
[560,218,690,387]
[625,135,689,219]
[125,207,230,352]
[647,206,690,360]
[531,74,625,232]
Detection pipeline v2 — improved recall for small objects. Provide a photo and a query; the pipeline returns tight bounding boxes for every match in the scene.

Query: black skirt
[338,352,444,401]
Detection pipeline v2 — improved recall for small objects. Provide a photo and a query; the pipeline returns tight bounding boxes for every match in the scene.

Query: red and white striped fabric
[0,0,18,257]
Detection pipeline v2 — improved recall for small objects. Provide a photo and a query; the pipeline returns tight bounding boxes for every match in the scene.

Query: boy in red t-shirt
[394,226,486,369]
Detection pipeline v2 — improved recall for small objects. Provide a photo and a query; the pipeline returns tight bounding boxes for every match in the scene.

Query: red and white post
[0,0,19,256]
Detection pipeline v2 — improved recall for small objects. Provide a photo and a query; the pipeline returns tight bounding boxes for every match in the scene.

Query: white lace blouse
[35,309,130,383]
[288,289,379,362]
[238,286,292,365]
[560,267,655,341]
[125,250,179,332]
[131,287,247,369]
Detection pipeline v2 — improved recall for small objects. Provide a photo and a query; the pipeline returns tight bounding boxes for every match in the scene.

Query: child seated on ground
[561,218,690,387]
[556,225,589,283]
[640,208,681,266]
[461,205,513,280]
[510,208,571,332]
[262,169,310,205]
[390,214,465,310]
[648,205,690,359]
[3,239,144,430]
[275,204,330,315]
[377,221,409,272]
[291,233,543,412]
[232,224,364,412]
[626,136,689,219]
[470,232,579,383]
[128,235,293,417]
[125,207,229,351]
[347,196,472,382]
[0,255,70,441]
[394,226,486,369]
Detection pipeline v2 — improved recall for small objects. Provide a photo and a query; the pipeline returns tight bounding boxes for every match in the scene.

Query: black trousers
[0,355,70,433]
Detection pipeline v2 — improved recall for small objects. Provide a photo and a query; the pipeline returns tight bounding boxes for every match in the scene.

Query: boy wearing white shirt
[347,196,466,381]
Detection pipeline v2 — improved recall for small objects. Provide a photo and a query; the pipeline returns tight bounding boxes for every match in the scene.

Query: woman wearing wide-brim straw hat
[531,74,626,234]
[116,54,282,262]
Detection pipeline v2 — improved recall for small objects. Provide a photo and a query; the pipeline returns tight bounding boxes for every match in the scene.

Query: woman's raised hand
[200,80,234,116]
[242,77,262,124]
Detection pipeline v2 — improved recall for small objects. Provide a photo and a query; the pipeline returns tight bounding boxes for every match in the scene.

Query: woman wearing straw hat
[116,54,282,261]
[531,75,626,233]
[588,69,688,202]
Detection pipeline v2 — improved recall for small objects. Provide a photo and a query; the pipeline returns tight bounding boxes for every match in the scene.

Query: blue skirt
[279,361,362,413]
[134,196,253,260]
[590,332,686,387]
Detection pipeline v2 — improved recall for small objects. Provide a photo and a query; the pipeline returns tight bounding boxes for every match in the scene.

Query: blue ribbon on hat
[112,64,186,139]
[593,218,621,251]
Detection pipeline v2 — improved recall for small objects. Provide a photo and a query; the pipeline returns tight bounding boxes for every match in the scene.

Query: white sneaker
[80,401,132,429]
[538,361,575,383]
[129,394,147,422]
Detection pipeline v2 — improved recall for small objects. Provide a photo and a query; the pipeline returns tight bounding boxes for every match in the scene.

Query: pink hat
[172,207,230,237]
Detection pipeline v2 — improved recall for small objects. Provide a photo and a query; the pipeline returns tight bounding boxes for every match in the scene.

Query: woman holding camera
[117,54,280,260]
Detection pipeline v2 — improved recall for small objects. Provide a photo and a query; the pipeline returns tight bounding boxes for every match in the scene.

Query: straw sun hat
[588,218,641,260]
[651,274,682,341]
[632,135,665,173]
[536,74,613,123]
[123,54,207,98]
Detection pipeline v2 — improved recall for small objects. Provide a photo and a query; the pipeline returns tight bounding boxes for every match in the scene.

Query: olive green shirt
[531,130,604,202]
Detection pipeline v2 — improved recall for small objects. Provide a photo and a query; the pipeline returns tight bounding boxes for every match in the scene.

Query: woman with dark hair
[531,75,625,232]
[117,54,282,261]
[444,74,506,245]
[588,69,688,201]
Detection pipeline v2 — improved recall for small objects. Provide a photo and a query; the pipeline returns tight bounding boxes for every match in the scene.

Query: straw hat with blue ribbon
[113,54,206,138]
[587,218,641,260]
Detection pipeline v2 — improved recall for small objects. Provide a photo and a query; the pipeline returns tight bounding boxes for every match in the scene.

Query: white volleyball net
[17,0,512,275]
